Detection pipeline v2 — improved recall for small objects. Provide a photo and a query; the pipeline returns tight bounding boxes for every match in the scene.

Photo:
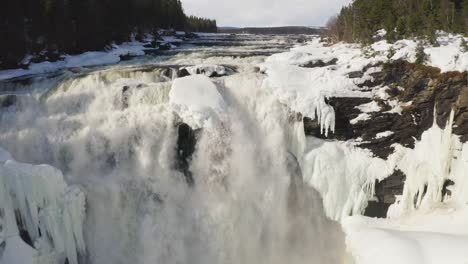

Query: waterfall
[0,54,346,263]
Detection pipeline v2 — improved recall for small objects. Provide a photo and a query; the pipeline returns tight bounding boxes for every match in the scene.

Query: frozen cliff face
[258,33,468,221]
[0,149,86,264]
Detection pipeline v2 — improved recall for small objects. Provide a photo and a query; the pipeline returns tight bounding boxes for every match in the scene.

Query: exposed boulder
[177,68,191,78]
[179,65,236,78]
[299,58,338,68]
[0,95,17,108]
[364,170,406,218]
[158,42,172,50]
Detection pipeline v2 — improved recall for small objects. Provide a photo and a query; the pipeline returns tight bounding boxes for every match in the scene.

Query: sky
[181,0,353,27]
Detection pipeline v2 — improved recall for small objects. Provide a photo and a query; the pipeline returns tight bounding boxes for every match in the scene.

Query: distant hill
[218,26,325,35]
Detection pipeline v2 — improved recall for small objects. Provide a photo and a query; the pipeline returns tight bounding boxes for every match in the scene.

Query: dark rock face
[299,58,338,68]
[307,61,467,160]
[0,95,17,108]
[177,68,191,78]
[158,43,172,50]
[175,123,199,185]
[121,85,132,109]
[302,60,467,218]
[304,97,372,141]
[364,170,406,218]
[442,179,455,198]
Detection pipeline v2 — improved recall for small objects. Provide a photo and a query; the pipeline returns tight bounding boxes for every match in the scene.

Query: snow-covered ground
[344,205,468,264]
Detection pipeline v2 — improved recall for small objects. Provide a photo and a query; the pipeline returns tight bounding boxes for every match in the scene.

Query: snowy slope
[344,206,468,264]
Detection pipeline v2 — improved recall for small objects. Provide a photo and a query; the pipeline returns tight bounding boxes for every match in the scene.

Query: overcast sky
[181,0,352,27]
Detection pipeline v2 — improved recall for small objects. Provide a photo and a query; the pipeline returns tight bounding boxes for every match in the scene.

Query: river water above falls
[0,34,347,264]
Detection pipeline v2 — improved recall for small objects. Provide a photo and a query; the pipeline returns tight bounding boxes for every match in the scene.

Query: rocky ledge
[304,60,467,217]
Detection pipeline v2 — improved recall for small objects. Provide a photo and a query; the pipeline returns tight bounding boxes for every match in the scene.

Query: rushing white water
[0,36,346,264]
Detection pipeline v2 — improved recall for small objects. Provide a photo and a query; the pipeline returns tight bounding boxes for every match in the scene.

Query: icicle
[0,154,86,264]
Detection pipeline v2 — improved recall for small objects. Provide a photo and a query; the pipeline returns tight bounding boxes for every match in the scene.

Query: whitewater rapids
[0,35,346,264]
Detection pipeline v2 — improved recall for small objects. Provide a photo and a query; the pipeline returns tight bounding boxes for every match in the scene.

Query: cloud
[181,0,352,27]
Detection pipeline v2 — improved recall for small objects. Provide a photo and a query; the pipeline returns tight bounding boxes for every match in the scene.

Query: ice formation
[302,138,393,220]
[0,149,86,264]
[388,111,468,217]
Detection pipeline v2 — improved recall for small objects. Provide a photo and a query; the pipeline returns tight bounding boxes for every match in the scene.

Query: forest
[327,0,468,43]
[0,0,217,69]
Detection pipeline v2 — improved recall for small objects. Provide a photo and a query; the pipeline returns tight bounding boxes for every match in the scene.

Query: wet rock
[161,68,175,79]
[122,85,131,109]
[299,58,338,68]
[158,43,172,50]
[296,38,306,44]
[177,68,191,78]
[184,32,199,39]
[364,170,406,218]
[69,67,82,74]
[347,71,364,79]
[176,122,200,185]
[442,179,455,199]
[303,97,372,141]
[119,53,135,61]
[0,95,17,108]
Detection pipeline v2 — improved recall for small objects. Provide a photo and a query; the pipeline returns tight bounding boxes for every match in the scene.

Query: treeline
[186,16,217,33]
[0,0,217,69]
[327,0,468,43]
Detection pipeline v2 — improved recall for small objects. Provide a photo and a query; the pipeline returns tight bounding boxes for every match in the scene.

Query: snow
[375,131,394,139]
[350,113,371,125]
[344,206,468,264]
[0,236,36,264]
[169,75,226,128]
[0,148,86,264]
[356,101,381,113]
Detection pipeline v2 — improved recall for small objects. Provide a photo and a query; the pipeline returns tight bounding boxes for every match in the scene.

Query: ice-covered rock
[0,148,86,264]
[169,75,226,129]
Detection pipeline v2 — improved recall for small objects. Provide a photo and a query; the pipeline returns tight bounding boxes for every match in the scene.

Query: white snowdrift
[169,75,226,128]
[344,206,468,264]
[0,148,86,264]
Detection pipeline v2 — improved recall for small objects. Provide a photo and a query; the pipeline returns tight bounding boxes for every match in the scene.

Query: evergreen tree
[327,0,468,43]
[0,0,216,69]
